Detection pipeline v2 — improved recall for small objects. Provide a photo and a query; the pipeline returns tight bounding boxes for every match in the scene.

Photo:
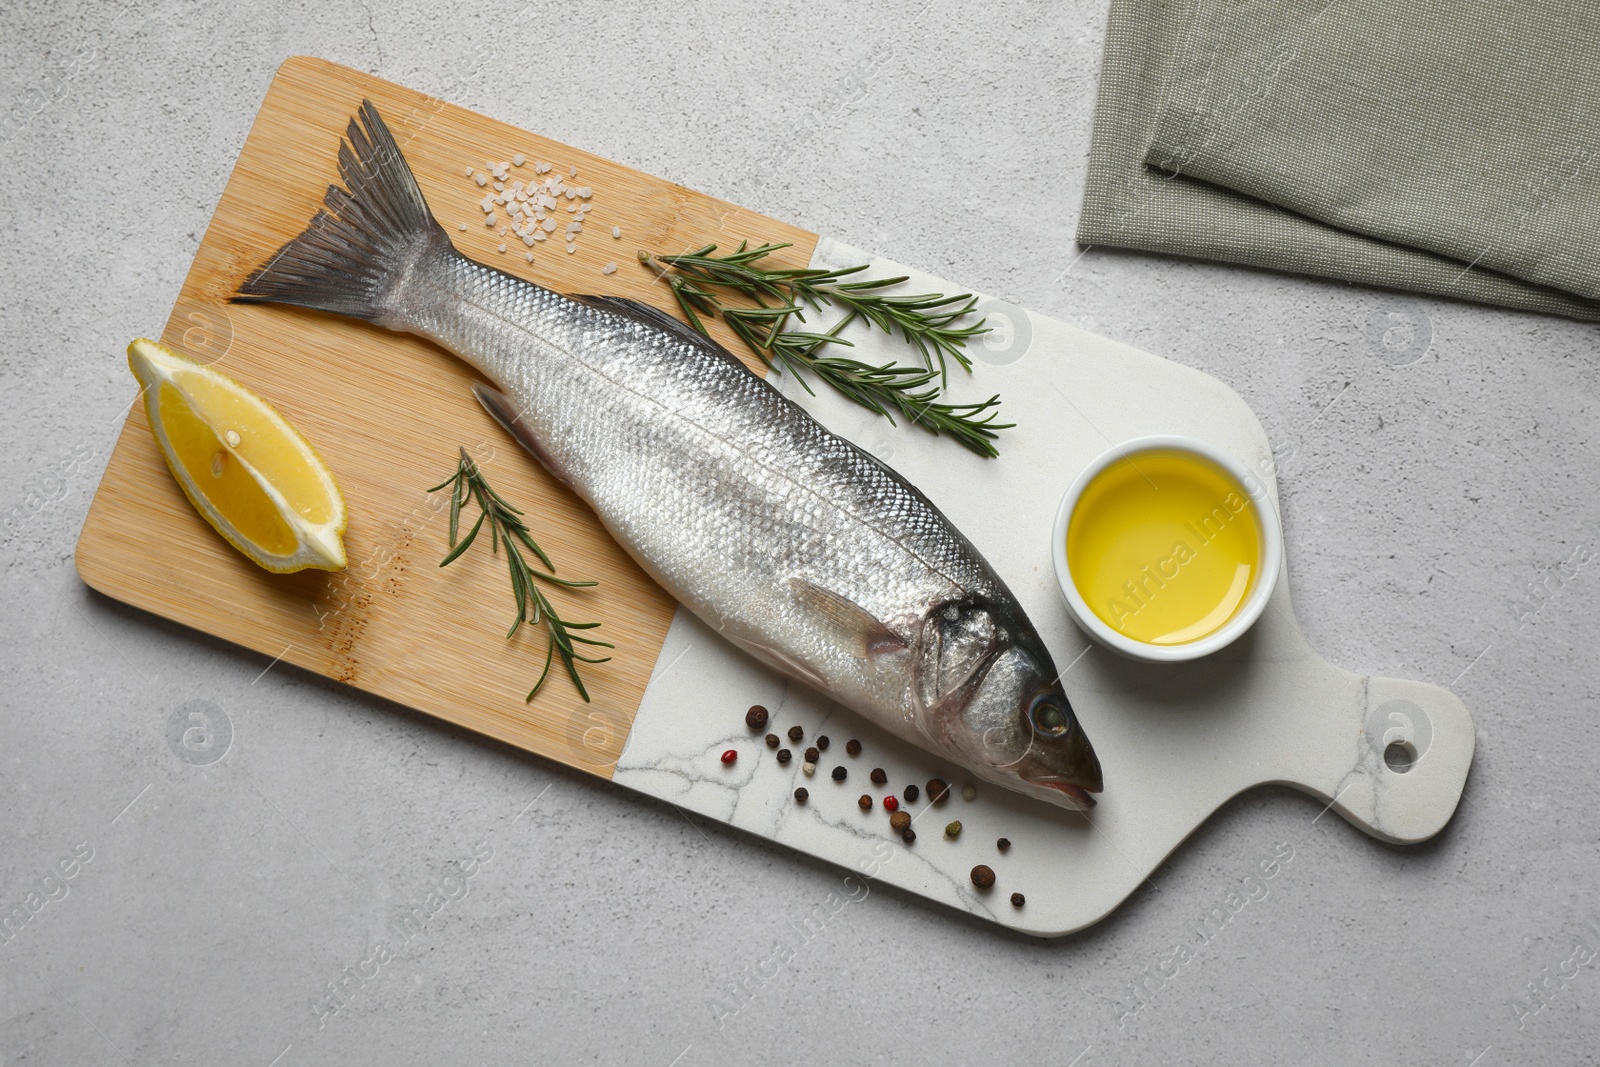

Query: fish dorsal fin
[788,577,909,658]
[567,293,716,348]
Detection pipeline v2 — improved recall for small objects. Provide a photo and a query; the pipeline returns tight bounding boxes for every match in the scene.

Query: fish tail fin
[233,99,450,323]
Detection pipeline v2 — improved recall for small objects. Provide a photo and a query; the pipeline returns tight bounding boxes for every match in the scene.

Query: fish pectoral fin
[788,577,909,659]
[471,383,575,489]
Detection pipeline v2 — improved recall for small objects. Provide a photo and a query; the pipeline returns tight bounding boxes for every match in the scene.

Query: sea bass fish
[235,102,1103,810]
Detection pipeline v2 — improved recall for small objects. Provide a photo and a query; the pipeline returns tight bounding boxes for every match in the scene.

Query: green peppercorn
[970,864,995,890]
[904,784,920,802]
[787,725,804,743]
[996,837,1011,852]
[746,705,769,731]
[889,810,911,833]
[858,793,873,811]
[845,738,862,756]
[765,733,779,749]
[926,778,950,804]
[777,748,792,764]
[1010,892,1025,908]
[832,765,847,782]
[816,735,830,751]
[794,787,809,803]
[945,820,962,839]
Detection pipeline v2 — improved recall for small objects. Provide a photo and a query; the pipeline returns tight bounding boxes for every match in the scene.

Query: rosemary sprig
[428,449,612,702]
[640,243,1013,458]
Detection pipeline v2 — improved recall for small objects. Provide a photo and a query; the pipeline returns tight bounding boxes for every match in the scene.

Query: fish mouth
[1025,776,1098,810]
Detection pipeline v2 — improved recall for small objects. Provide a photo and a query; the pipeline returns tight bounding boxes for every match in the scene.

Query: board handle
[1310,674,1476,844]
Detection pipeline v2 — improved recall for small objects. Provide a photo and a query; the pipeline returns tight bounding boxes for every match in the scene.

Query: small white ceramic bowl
[1050,434,1283,663]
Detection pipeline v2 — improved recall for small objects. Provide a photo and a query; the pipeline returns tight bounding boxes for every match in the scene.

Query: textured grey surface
[1,1,1596,1065]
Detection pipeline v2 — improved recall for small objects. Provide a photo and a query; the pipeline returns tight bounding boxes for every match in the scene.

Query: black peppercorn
[765,733,779,749]
[777,748,792,764]
[845,738,862,756]
[804,746,819,764]
[870,767,887,785]
[1010,892,1025,907]
[970,864,996,891]
[816,735,830,751]
[746,705,769,731]
[996,837,1011,852]
[901,827,916,844]
[904,784,920,802]
[926,778,950,804]
[787,725,804,743]
[794,787,809,803]
[831,765,847,781]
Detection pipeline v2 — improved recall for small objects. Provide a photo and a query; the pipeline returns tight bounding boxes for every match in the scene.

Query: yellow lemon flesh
[127,337,346,573]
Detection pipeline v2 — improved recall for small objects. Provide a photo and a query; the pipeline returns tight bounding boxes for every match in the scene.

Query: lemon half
[128,337,346,573]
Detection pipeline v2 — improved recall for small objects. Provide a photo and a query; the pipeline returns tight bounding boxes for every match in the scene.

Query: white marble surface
[614,239,1474,936]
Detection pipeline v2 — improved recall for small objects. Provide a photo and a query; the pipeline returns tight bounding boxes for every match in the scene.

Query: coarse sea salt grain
[513,153,526,166]
[497,243,507,253]
[474,174,487,187]
[525,252,534,263]
[566,243,576,254]
[612,226,622,239]
[485,213,497,226]
[602,262,617,274]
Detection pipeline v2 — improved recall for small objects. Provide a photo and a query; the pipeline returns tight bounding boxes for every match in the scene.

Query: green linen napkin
[1077,0,1600,320]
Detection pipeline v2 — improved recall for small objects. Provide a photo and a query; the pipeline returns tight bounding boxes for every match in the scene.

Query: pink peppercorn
[720,749,737,765]
[883,795,899,812]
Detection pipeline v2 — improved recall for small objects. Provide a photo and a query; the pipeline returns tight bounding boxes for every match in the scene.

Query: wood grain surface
[75,56,817,776]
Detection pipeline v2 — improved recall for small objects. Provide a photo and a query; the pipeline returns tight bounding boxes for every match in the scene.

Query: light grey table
[3,2,1595,1064]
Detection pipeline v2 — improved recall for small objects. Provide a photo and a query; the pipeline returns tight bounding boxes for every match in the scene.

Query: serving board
[75,57,1474,936]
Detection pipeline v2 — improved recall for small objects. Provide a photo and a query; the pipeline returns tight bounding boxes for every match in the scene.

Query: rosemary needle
[428,449,612,701]
[640,243,1013,458]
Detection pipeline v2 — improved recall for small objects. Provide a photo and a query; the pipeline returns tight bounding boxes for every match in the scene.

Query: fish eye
[1027,694,1073,738]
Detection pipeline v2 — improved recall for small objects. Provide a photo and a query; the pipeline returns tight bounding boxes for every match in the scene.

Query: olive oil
[1066,449,1263,646]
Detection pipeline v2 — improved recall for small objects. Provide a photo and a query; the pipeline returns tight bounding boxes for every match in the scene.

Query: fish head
[913,596,1103,811]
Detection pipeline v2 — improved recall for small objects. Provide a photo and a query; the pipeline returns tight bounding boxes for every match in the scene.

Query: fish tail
[233,99,449,323]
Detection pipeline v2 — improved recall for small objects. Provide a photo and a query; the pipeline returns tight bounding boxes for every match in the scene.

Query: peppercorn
[804,747,819,764]
[1010,892,1025,908]
[901,827,916,844]
[720,749,737,765]
[883,795,899,812]
[777,748,792,764]
[961,784,977,802]
[870,767,887,785]
[794,787,809,803]
[845,738,862,756]
[970,864,996,890]
[787,725,804,743]
[996,837,1011,852]
[926,778,950,804]
[889,810,911,832]
[802,762,816,777]
[945,820,962,839]
[858,793,873,811]
[765,733,779,749]
[904,784,920,803]
[816,735,830,751]
[746,704,769,731]
[832,765,847,781]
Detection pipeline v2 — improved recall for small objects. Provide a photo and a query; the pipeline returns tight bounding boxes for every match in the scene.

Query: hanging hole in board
[1384,740,1418,773]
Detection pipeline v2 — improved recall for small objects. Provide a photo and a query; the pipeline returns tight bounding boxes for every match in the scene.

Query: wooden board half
[75,56,817,774]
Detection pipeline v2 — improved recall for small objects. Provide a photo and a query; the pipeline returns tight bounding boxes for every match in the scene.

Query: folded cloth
[1077,0,1600,320]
